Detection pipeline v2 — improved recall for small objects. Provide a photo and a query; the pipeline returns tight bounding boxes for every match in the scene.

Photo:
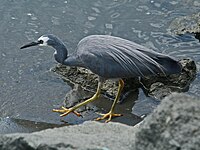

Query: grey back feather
[72,35,181,79]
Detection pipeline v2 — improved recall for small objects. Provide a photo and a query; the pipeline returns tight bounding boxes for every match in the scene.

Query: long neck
[52,43,68,64]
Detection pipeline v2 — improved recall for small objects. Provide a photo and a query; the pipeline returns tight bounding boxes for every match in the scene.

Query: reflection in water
[0,0,199,133]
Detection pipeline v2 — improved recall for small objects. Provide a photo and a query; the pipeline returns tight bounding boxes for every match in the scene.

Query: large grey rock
[135,93,200,150]
[0,121,137,150]
[0,93,199,150]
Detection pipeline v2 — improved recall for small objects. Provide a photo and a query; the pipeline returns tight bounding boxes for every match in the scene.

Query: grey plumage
[64,35,181,78]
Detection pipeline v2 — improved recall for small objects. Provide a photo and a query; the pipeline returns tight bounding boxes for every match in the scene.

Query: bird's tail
[155,55,182,75]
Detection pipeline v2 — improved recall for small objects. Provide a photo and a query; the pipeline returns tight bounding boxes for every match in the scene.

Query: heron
[20,34,182,122]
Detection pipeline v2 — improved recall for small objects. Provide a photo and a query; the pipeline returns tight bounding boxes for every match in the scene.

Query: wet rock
[169,12,200,41]
[169,12,200,35]
[140,58,196,100]
[147,82,172,100]
[63,84,98,112]
[64,84,92,107]
[0,93,199,150]
[52,58,196,101]
[135,93,200,150]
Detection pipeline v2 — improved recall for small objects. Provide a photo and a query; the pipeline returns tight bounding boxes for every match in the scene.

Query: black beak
[20,41,40,49]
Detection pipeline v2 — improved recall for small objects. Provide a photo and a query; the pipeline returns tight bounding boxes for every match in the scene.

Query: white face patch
[38,36,50,46]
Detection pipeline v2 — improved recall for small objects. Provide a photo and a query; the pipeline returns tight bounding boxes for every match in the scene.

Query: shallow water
[0,0,200,133]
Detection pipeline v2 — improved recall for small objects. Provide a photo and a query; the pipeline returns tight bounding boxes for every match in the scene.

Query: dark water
[0,0,200,133]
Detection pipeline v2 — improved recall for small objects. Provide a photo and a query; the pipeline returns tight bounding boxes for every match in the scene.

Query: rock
[0,93,199,150]
[0,121,137,150]
[134,93,200,150]
[169,12,200,35]
[169,12,200,41]
[63,84,94,110]
[141,58,196,100]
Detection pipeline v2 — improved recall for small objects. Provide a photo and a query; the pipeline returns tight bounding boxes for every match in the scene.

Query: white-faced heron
[20,34,182,122]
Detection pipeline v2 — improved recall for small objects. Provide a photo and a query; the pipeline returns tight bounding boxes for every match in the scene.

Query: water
[0,0,200,133]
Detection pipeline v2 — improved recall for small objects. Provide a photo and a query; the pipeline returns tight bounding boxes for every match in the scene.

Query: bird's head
[20,34,60,49]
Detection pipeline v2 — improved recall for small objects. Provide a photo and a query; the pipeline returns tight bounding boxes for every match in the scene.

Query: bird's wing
[77,35,181,78]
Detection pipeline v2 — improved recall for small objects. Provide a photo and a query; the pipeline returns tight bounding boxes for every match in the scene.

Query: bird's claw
[52,106,82,117]
[95,111,122,123]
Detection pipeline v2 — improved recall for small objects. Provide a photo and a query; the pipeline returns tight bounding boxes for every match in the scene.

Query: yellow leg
[52,80,103,117]
[95,79,124,123]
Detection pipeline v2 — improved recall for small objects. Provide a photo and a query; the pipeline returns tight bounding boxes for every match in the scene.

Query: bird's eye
[38,40,43,44]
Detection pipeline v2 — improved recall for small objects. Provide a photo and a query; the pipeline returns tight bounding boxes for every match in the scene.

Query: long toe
[52,106,81,117]
[95,112,122,123]
[52,107,67,113]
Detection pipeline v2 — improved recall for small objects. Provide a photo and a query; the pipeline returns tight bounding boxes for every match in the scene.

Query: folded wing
[77,35,181,78]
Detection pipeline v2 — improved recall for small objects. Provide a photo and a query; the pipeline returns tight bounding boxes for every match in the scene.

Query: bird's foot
[95,111,122,123]
[52,106,82,117]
